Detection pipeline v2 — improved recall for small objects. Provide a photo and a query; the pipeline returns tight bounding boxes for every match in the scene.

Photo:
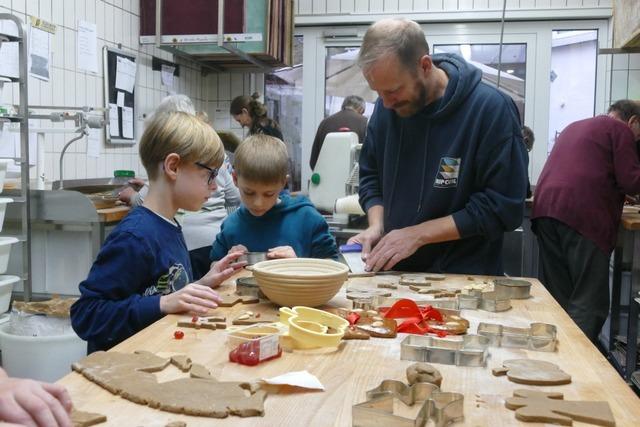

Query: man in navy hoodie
[348,18,527,275]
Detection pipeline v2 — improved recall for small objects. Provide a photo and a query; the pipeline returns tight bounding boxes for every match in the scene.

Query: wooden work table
[95,205,130,223]
[59,273,640,426]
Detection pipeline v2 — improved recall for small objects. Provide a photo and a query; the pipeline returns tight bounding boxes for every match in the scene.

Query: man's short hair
[342,95,366,112]
[233,134,288,184]
[357,18,430,72]
[139,111,224,180]
[609,100,640,122]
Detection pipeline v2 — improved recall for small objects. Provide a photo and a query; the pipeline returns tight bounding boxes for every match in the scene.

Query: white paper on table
[116,91,125,107]
[28,24,51,81]
[76,20,98,74]
[86,127,101,157]
[122,106,133,139]
[115,56,136,93]
[262,371,325,391]
[161,64,175,89]
[108,103,120,137]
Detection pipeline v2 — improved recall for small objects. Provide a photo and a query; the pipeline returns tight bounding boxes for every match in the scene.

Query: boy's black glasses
[195,162,219,185]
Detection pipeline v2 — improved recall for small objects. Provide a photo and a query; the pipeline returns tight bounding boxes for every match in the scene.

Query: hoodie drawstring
[416,122,431,217]
[386,124,404,225]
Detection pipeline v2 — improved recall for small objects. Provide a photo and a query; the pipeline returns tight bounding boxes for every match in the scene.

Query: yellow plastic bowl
[279,306,349,349]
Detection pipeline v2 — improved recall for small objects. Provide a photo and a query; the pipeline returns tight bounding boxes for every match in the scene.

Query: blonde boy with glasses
[71,112,245,353]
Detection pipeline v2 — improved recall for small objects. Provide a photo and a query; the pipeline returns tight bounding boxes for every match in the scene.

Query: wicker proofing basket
[251,258,349,307]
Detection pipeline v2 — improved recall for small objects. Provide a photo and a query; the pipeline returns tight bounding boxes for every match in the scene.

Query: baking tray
[400,334,490,367]
[477,322,557,352]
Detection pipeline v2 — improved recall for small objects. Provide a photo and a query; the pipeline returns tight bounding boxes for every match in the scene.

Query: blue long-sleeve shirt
[210,195,338,260]
[358,53,528,275]
[71,206,192,353]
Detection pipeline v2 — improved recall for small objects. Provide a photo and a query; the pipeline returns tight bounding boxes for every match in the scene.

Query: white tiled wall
[605,51,640,110]
[296,0,612,15]
[0,0,254,182]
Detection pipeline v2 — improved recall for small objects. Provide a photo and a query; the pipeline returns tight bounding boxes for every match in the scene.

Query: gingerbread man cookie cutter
[352,380,463,427]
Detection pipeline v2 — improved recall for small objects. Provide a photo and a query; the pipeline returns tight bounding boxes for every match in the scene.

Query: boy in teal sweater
[210,134,338,261]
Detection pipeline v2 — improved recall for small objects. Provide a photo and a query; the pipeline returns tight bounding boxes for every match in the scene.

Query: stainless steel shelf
[0,74,20,82]
[0,115,24,123]
[0,13,31,301]
[0,32,21,42]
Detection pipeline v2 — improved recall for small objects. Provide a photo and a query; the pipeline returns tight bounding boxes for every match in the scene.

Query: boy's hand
[229,244,248,254]
[267,246,297,259]
[159,283,222,315]
[0,368,73,427]
[200,251,247,288]
[117,187,139,205]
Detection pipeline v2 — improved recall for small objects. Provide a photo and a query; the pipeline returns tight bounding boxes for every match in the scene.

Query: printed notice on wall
[115,56,136,93]
[116,91,125,107]
[122,106,133,139]
[87,127,101,158]
[161,64,175,90]
[0,20,19,78]
[77,20,98,74]
[108,103,120,137]
[28,22,51,81]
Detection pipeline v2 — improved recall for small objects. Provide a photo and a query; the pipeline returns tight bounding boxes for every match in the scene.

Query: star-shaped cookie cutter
[352,380,464,427]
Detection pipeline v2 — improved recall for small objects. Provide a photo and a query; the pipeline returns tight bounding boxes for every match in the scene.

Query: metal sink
[51,178,119,193]
[57,184,120,195]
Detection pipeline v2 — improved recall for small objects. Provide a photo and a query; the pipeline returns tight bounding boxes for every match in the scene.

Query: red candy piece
[174,330,184,339]
[191,316,199,323]
[346,312,361,326]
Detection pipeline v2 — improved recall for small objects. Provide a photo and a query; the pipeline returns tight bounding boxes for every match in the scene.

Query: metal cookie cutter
[477,322,557,352]
[235,276,266,299]
[493,278,532,299]
[479,291,512,312]
[400,334,490,367]
[456,290,512,312]
[353,380,464,427]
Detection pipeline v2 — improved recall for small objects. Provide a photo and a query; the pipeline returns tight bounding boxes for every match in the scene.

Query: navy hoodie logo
[434,157,461,188]
[144,263,189,296]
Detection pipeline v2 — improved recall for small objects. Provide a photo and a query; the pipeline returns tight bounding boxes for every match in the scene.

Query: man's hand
[267,246,297,259]
[347,224,384,258]
[0,369,73,427]
[159,283,222,315]
[202,251,247,288]
[364,226,424,272]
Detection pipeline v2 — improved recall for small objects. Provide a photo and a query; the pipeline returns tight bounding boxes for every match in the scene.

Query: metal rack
[0,13,31,301]
[143,0,292,73]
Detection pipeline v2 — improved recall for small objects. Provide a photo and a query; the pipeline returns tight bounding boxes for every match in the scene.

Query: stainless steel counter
[4,179,125,297]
